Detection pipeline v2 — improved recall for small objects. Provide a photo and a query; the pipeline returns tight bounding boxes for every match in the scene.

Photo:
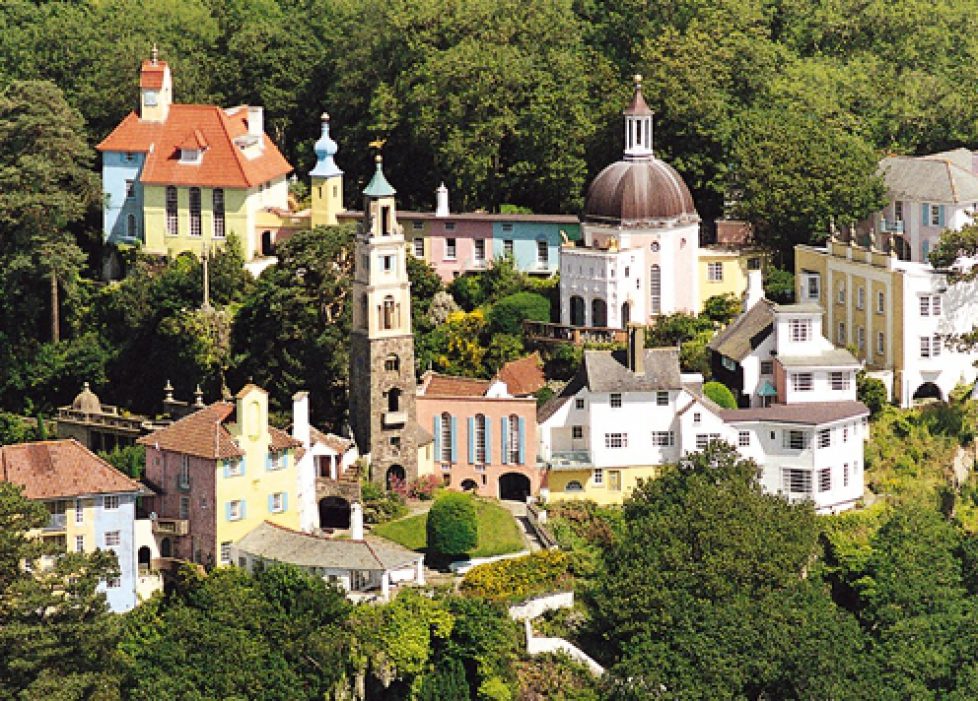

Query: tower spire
[623,74,654,160]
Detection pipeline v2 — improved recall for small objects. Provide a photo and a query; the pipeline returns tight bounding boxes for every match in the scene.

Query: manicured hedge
[460,550,572,603]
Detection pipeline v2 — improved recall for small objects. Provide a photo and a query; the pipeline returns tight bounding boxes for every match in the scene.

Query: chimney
[627,324,645,374]
[350,501,364,540]
[292,391,311,450]
[247,106,264,139]
[744,269,764,311]
[435,183,449,217]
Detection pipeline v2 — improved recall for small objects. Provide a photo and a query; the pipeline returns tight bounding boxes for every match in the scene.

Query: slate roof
[582,348,682,392]
[537,373,585,424]
[719,401,869,426]
[236,521,420,571]
[708,299,775,362]
[97,104,292,189]
[773,303,823,315]
[879,148,978,204]
[496,353,546,396]
[0,439,142,500]
[778,349,860,368]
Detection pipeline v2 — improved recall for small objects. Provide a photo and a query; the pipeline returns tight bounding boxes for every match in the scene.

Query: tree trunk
[50,270,59,343]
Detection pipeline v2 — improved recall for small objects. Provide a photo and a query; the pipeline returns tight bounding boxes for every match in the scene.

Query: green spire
[363,154,396,197]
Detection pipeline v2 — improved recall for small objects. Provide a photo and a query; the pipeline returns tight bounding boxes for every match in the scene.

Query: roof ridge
[215,106,252,187]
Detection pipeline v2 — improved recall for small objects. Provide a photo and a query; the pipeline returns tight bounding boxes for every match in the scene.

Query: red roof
[0,439,141,500]
[177,129,208,150]
[497,353,546,396]
[420,372,492,398]
[140,60,167,89]
[97,104,292,189]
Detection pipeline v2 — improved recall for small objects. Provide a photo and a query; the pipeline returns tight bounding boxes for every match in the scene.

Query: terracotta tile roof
[138,402,244,460]
[497,353,546,396]
[97,104,292,189]
[0,439,141,500]
[419,371,491,397]
[269,426,302,452]
[309,427,354,454]
[139,60,166,89]
[177,129,208,150]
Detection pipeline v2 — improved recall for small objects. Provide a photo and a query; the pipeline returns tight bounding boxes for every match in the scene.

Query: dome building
[560,76,701,329]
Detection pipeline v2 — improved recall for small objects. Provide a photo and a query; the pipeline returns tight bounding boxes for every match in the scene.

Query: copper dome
[583,158,697,227]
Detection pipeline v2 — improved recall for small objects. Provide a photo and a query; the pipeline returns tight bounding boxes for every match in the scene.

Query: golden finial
[368,138,387,150]
[151,43,159,65]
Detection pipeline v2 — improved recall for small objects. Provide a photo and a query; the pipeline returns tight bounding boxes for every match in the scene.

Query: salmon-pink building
[415,372,541,501]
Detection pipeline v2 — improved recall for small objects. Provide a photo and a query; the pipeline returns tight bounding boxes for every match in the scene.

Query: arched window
[440,412,452,462]
[126,213,137,239]
[474,414,487,464]
[565,481,584,492]
[591,298,607,327]
[650,265,661,315]
[385,354,399,372]
[189,187,201,237]
[570,296,585,327]
[387,388,402,413]
[508,414,520,464]
[165,186,178,235]
[382,295,396,330]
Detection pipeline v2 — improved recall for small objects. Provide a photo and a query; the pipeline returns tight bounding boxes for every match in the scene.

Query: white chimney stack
[744,269,764,311]
[292,391,311,450]
[435,183,449,217]
[247,106,264,139]
[350,501,364,540]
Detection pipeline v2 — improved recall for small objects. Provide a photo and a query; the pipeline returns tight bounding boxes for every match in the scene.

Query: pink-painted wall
[143,447,217,565]
[416,395,541,497]
[426,219,494,282]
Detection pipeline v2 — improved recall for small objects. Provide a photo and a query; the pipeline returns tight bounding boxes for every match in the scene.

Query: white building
[559,76,700,329]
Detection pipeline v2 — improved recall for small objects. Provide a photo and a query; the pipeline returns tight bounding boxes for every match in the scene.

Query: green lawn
[373,498,525,558]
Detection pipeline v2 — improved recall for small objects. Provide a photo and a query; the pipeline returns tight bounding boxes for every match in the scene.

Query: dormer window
[788,318,812,342]
[180,148,202,164]
[144,90,158,106]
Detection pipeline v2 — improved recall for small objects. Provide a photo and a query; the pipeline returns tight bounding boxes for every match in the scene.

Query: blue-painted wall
[102,151,145,245]
[94,493,137,612]
[491,221,580,275]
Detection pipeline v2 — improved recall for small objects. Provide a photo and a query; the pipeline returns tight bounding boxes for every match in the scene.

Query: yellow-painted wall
[215,387,300,548]
[310,175,343,227]
[697,250,767,312]
[546,465,660,506]
[143,185,254,260]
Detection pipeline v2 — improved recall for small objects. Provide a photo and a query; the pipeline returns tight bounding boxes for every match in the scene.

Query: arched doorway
[160,537,172,558]
[621,302,631,326]
[261,230,275,256]
[319,497,351,529]
[591,298,607,327]
[912,382,943,403]
[138,546,151,572]
[499,472,531,502]
[570,296,585,327]
[461,479,478,492]
[386,464,406,491]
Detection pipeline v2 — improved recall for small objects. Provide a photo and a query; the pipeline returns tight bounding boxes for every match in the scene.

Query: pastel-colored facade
[697,246,768,312]
[865,148,978,263]
[416,372,541,500]
[795,237,978,406]
[138,385,302,567]
[97,50,292,268]
[0,439,158,612]
[559,77,700,330]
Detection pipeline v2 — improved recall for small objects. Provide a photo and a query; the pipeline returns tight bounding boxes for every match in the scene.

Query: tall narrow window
[127,213,137,239]
[189,187,201,237]
[508,414,520,463]
[165,186,178,235]
[440,412,452,462]
[474,414,487,463]
[536,239,549,266]
[213,189,225,238]
[650,265,661,315]
[382,295,396,330]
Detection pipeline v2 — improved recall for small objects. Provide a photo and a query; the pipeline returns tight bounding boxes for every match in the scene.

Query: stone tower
[348,156,419,487]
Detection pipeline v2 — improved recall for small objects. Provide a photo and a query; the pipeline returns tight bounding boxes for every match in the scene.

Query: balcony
[44,513,67,531]
[880,217,904,233]
[523,321,627,346]
[547,451,593,470]
[152,518,189,536]
[382,411,407,427]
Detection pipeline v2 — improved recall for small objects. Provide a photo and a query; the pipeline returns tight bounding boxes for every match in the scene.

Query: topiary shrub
[486,291,551,335]
[703,381,737,409]
[426,493,478,558]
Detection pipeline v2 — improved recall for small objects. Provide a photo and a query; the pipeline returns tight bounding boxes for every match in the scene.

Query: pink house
[415,372,541,500]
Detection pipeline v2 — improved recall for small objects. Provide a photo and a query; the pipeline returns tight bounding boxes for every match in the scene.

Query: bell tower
[309,112,344,227]
[348,156,419,487]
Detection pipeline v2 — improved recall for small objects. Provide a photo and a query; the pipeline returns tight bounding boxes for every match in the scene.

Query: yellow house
[697,246,769,312]
[139,385,302,567]
[545,465,660,506]
[97,52,292,266]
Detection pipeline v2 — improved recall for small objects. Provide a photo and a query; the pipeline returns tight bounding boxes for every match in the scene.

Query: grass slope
[373,497,525,558]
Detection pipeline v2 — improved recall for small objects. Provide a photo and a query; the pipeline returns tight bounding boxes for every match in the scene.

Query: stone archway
[319,496,351,529]
[261,230,275,256]
[913,381,943,403]
[386,464,406,491]
[461,479,478,492]
[499,472,531,502]
[591,298,607,327]
[570,296,585,327]
[160,537,172,558]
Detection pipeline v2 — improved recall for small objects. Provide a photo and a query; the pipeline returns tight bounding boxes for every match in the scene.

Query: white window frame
[789,319,812,342]
[738,431,750,447]
[445,238,457,259]
[876,290,885,314]
[656,391,669,406]
[103,495,120,510]
[817,428,831,448]
[791,373,813,392]
[782,468,812,495]
[105,530,121,547]
[818,468,832,492]
[651,431,675,447]
[572,425,583,439]
[783,430,809,450]
[610,393,622,408]
[228,500,243,521]
[604,433,628,449]
[707,262,723,282]
[413,238,424,257]
[270,492,285,513]
[695,433,721,450]
[220,541,232,564]
[593,468,604,485]
[856,287,865,310]
[830,372,850,391]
